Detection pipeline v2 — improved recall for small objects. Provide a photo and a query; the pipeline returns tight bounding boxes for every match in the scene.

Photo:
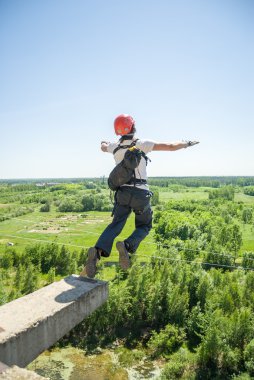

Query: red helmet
[114,114,135,135]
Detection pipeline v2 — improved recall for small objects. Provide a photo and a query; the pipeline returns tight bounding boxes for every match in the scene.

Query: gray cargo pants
[95,186,153,257]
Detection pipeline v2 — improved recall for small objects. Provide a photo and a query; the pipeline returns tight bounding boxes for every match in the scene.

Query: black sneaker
[116,241,131,270]
[85,247,98,278]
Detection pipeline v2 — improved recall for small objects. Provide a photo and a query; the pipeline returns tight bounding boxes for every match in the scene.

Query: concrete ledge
[0,275,108,367]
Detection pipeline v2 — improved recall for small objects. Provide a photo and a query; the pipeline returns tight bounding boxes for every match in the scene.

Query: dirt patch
[83,219,106,224]
[58,215,79,222]
[28,227,67,234]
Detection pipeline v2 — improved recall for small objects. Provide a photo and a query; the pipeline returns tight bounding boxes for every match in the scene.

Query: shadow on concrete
[54,275,103,304]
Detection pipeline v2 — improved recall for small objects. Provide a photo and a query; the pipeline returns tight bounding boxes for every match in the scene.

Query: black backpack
[108,140,150,191]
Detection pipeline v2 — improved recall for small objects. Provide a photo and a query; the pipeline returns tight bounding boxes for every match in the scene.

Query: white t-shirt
[107,138,155,190]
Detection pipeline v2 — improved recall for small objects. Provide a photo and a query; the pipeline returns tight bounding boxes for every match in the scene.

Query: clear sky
[0,0,253,179]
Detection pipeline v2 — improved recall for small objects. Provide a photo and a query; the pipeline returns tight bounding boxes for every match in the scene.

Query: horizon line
[1,175,254,182]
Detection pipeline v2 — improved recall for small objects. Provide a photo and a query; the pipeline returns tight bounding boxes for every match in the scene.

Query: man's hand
[101,141,109,152]
[185,141,200,148]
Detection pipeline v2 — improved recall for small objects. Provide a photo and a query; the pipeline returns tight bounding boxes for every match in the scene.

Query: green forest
[1,177,254,379]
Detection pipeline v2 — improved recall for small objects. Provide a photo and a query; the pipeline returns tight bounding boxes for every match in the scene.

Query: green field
[159,187,254,204]
[0,209,157,262]
[159,187,209,201]
[1,186,254,265]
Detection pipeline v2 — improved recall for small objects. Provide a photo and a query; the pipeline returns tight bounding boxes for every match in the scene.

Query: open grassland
[159,187,209,201]
[1,186,254,265]
[0,208,157,262]
[159,187,254,204]
[235,192,254,204]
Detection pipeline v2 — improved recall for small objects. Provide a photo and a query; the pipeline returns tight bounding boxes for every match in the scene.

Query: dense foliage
[66,258,254,379]
[1,178,254,379]
[0,243,87,302]
[64,188,254,379]
[244,187,254,197]
[153,198,249,267]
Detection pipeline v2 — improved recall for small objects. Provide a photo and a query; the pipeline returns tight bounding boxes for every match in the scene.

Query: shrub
[242,252,254,270]
[160,348,196,380]
[209,186,235,201]
[40,202,50,212]
[244,339,254,375]
[0,252,14,269]
[148,323,185,358]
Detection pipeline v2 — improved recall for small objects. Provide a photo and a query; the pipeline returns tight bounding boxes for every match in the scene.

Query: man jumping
[82,114,199,278]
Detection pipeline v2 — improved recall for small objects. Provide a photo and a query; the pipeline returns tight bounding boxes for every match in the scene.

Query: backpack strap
[126,178,148,185]
[140,151,151,166]
[113,140,151,167]
[113,139,139,155]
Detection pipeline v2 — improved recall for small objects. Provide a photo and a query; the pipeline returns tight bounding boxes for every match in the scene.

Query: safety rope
[0,234,89,249]
[145,241,254,262]
[137,254,254,271]
[5,219,253,261]
[1,232,254,271]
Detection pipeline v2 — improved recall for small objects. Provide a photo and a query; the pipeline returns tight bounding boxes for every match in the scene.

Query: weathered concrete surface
[0,365,48,379]
[0,275,108,368]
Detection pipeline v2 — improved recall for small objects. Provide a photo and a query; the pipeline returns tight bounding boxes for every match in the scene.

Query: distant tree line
[0,206,34,222]
[2,176,254,189]
[148,176,254,188]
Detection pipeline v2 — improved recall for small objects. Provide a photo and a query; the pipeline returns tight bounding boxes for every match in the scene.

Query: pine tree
[57,245,71,275]
[22,263,39,294]
[0,281,7,305]
[47,267,56,284]
[14,264,24,290]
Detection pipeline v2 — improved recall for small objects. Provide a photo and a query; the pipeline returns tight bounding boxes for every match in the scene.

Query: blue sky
[0,0,253,179]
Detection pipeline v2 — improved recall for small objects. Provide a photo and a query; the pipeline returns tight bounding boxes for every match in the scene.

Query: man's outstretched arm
[152,141,199,151]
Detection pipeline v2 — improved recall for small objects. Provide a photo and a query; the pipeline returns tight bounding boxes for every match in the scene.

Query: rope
[1,231,254,263]
[1,233,254,272]
[147,241,254,262]
[0,234,90,249]
[4,215,253,261]
[137,254,254,271]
